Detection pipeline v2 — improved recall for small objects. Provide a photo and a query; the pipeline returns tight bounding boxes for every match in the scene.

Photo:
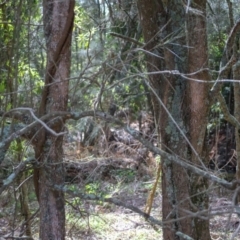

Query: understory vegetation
[1,1,240,239]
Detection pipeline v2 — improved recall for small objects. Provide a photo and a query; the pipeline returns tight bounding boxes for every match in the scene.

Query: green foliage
[110,168,136,183]
[207,102,224,130]
[0,82,5,93]
[0,0,42,109]
[68,1,149,115]
[84,182,109,199]
[9,139,23,155]
[208,32,227,70]
[85,182,100,195]
[74,6,96,50]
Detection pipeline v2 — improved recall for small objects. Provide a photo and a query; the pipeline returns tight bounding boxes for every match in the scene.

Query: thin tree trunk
[186,1,211,238]
[233,61,240,201]
[33,1,75,239]
[19,172,32,237]
[16,141,32,237]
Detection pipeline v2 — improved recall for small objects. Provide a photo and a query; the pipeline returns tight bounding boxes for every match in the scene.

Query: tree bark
[186,1,211,239]
[233,61,240,200]
[137,0,211,239]
[34,1,75,239]
[136,0,166,139]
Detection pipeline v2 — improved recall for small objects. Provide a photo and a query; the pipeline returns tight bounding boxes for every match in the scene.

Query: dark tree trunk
[137,1,211,239]
[33,1,75,239]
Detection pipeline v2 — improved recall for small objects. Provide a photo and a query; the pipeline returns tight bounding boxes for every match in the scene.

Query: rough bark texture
[34,1,75,239]
[137,0,166,130]
[160,3,192,239]
[138,0,211,239]
[186,1,211,239]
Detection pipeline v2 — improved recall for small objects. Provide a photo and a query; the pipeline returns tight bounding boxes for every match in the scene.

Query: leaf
[0,82,5,93]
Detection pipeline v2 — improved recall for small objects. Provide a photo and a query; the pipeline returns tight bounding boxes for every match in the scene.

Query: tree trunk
[233,61,240,200]
[186,1,211,238]
[34,1,75,239]
[16,141,32,237]
[137,1,211,239]
[136,0,166,137]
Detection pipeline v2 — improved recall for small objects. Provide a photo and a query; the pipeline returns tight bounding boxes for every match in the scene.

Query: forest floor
[0,165,240,239]
[64,178,163,240]
[0,119,240,239]
[209,188,240,240]
[62,179,240,240]
[0,160,163,240]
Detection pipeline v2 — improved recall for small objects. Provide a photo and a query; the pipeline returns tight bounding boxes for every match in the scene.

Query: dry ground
[1,168,240,239]
[1,121,240,239]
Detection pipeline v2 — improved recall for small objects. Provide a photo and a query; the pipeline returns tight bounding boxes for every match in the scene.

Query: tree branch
[1,109,239,190]
[67,110,239,190]
[209,20,240,129]
[0,157,37,194]
[110,32,144,46]
[220,18,240,68]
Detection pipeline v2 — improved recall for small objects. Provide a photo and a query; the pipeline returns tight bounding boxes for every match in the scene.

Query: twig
[110,32,144,46]
[15,175,33,191]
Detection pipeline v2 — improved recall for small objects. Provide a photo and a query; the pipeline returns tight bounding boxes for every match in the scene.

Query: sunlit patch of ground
[1,179,240,239]
[65,197,162,239]
[64,178,163,240]
[66,212,162,240]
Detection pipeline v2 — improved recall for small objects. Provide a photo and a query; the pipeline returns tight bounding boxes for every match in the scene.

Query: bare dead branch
[211,55,237,92]
[2,108,67,136]
[110,32,144,46]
